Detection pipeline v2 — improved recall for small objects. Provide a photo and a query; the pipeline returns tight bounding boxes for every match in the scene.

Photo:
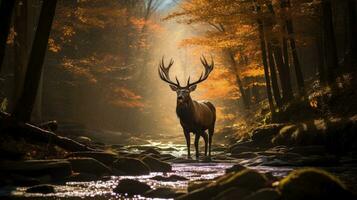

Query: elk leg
[194,134,200,159]
[184,130,191,158]
[208,127,214,157]
[202,132,208,157]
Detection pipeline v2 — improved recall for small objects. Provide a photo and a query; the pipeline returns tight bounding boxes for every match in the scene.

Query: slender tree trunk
[268,42,282,107]
[316,33,326,84]
[13,0,28,110]
[272,41,294,102]
[0,0,15,72]
[267,2,293,102]
[282,37,289,69]
[226,49,250,109]
[256,12,275,113]
[322,0,339,84]
[13,0,57,122]
[280,0,305,95]
[348,0,357,65]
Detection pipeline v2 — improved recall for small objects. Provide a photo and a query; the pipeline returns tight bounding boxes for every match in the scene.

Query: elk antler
[186,55,214,88]
[158,57,181,87]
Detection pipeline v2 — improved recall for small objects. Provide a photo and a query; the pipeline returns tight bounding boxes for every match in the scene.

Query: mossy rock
[187,180,211,192]
[179,170,267,200]
[218,169,268,190]
[213,187,251,200]
[243,188,281,200]
[279,168,352,200]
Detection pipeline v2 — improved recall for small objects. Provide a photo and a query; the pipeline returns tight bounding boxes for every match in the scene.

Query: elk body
[158,56,216,159]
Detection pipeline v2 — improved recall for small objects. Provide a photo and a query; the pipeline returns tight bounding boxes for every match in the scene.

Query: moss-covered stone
[243,188,281,200]
[219,169,268,190]
[178,169,268,200]
[279,168,352,200]
[213,187,251,200]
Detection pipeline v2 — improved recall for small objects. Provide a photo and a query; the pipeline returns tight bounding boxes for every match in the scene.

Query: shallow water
[6,164,295,199]
[0,142,295,199]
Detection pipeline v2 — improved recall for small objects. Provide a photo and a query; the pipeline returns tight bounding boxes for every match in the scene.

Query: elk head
[158,56,214,105]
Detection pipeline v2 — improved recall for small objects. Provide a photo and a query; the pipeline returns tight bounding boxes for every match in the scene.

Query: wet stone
[151,175,188,182]
[214,187,252,200]
[113,179,151,196]
[225,164,246,173]
[141,155,172,172]
[66,151,118,166]
[279,168,353,200]
[142,148,161,155]
[26,184,55,194]
[113,157,150,175]
[0,160,72,180]
[243,188,281,200]
[67,157,112,176]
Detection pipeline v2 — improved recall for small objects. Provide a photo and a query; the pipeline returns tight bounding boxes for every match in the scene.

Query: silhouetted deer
[158,56,216,159]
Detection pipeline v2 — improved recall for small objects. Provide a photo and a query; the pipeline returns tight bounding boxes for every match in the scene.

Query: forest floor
[0,73,357,199]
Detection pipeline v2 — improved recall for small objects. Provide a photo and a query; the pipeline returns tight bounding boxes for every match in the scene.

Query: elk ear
[169,84,178,91]
[189,84,197,92]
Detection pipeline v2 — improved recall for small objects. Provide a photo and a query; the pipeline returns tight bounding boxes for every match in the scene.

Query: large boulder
[66,151,117,166]
[243,188,281,200]
[214,187,251,200]
[113,179,151,196]
[178,169,267,200]
[26,184,55,194]
[0,160,72,180]
[279,168,352,200]
[141,156,172,172]
[113,157,150,175]
[67,158,112,176]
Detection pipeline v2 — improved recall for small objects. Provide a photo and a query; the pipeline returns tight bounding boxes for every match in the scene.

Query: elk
[158,56,216,159]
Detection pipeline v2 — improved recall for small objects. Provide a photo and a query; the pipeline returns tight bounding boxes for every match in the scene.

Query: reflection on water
[10,163,233,199]
[4,142,295,199]
[8,163,295,199]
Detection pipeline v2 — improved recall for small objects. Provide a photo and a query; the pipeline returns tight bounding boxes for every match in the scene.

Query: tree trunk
[0,0,15,72]
[13,0,57,122]
[348,0,357,65]
[267,42,282,107]
[256,14,275,113]
[267,1,293,102]
[281,0,305,95]
[322,0,338,84]
[316,33,326,84]
[13,0,28,110]
[272,41,294,102]
[226,49,250,109]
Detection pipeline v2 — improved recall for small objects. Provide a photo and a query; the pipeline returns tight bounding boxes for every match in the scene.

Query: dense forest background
[0,0,356,144]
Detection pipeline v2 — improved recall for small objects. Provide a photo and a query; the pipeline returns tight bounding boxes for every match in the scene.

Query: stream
[4,141,357,199]
[2,142,296,199]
